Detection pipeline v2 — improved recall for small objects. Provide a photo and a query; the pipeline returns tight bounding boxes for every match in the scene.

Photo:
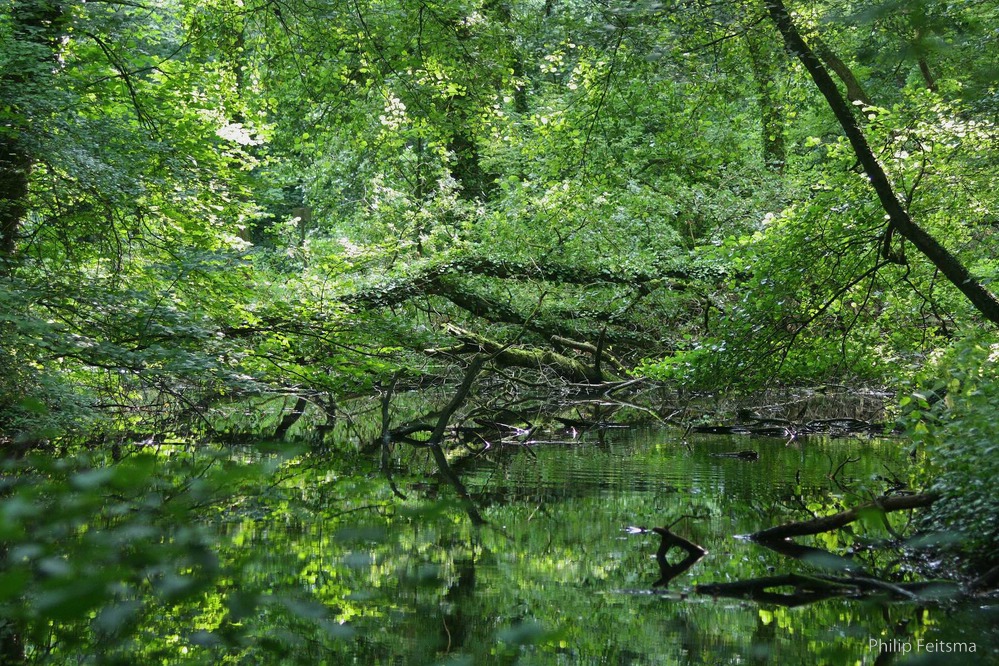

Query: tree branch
[765,0,999,325]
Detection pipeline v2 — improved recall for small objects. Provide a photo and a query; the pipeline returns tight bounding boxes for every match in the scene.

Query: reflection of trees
[749,610,776,666]
[440,557,476,655]
[646,493,971,608]
[698,573,869,607]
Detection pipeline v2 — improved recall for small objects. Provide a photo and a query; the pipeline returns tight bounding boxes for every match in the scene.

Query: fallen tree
[222,253,681,367]
[340,254,727,306]
[433,324,621,384]
[344,269,662,348]
[750,492,939,541]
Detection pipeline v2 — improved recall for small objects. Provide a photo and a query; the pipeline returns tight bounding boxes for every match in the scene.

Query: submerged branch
[426,356,487,526]
[651,527,707,587]
[694,573,956,607]
[750,492,939,541]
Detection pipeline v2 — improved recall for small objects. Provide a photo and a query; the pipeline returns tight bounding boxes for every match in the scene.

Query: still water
[233,426,999,665]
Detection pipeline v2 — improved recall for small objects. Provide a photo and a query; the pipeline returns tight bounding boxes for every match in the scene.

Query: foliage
[903,331,999,566]
[0,450,253,662]
[0,444,426,664]
[2,0,999,660]
[6,0,995,428]
[641,49,999,389]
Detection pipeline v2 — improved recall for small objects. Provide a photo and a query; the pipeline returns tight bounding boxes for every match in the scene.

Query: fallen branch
[750,493,939,541]
[444,324,618,383]
[550,334,629,376]
[425,356,487,526]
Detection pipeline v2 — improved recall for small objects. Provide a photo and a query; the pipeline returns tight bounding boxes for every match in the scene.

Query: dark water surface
[234,426,998,665]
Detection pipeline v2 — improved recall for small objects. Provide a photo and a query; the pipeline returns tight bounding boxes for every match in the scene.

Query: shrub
[904,332,999,568]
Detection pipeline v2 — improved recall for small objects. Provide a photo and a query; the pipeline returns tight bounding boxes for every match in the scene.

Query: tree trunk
[0,1,68,266]
[765,0,999,326]
[273,395,309,439]
[0,141,30,264]
[917,57,937,92]
[750,492,938,541]
[811,35,872,106]
[745,29,787,173]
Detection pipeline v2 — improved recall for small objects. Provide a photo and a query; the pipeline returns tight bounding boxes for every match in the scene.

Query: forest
[2,0,998,663]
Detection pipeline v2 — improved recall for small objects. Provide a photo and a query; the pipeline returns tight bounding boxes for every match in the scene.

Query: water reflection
[439,428,996,663]
[233,426,999,664]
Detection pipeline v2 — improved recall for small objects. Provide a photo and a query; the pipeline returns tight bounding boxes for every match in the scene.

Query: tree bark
[745,29,787,173]
[0,1,68,267]
[273,395,309,439]
[811,35,871,106]
[551,334,629,376]
[0,141,31,264]
[765,0,999,326]
[442,324,617,383]
[917,57,937,92]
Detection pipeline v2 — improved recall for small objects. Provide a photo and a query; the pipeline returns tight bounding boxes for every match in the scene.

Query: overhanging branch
[766,0,999,325]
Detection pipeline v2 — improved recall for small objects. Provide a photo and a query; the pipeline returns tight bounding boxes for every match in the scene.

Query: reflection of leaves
[226,591,259,622]
[342,551,375,569]
[497,619,558,646]
[437,656,474,666]
[333,526,389,544]
[799,550,858,573]
[277,596,331,620]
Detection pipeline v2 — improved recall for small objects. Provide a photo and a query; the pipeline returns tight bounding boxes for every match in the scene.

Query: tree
[765,0,999,325]
[0,1,68,265]
[0,0,267,444]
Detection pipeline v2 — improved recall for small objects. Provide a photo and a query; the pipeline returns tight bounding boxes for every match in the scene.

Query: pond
[217,424,998,665]
[5,418,998,664]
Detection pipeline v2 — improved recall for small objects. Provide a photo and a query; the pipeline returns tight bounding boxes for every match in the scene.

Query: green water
[9,424,997,664]
[223,427,997,665]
